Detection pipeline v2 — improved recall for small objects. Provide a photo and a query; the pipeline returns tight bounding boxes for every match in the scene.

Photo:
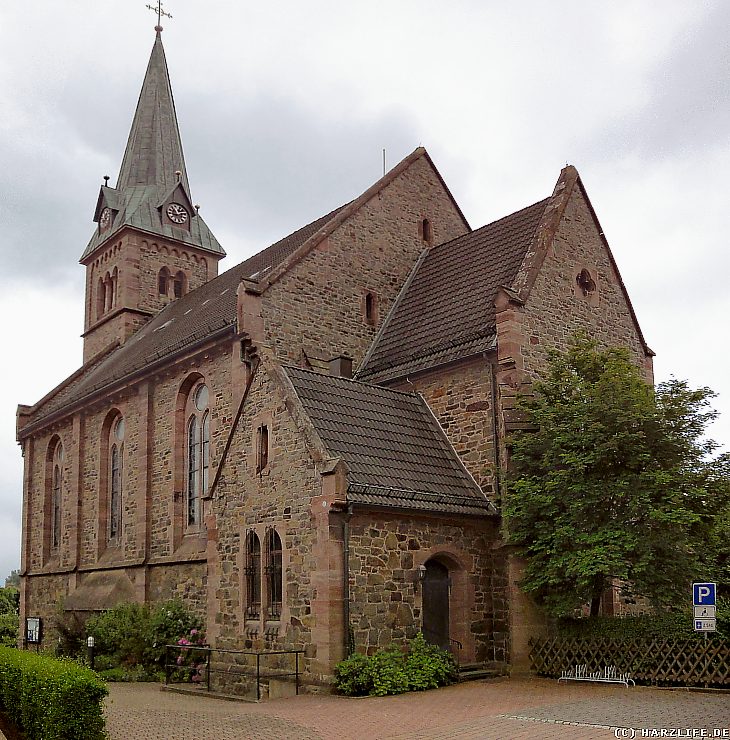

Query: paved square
[104,678,729,739]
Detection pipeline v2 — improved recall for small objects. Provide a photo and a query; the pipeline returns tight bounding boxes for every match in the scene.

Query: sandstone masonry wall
[261,156,468,368]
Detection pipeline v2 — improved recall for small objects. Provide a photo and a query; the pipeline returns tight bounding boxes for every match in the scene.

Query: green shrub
[0,613,18,648]
[84,599,203,673]
[556,598,729,641]
[0,646,107,740]
[145,600,204,669]
[334,633,457,696]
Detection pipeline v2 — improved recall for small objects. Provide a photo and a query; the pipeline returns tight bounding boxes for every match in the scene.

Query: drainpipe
[488,357,502,506]
[343,504,353,657]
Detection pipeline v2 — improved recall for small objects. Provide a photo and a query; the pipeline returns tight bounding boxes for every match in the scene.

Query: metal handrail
[164,644,304,700]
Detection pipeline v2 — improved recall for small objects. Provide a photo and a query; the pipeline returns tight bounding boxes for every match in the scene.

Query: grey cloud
[578,3,730,162]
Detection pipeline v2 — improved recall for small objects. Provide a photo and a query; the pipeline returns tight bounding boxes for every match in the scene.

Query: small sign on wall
[25,617,42,645]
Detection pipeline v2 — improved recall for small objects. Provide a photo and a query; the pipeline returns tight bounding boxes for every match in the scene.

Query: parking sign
[693,582,716,606]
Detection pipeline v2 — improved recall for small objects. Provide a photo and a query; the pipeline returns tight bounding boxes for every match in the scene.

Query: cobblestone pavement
[105,678,729,740]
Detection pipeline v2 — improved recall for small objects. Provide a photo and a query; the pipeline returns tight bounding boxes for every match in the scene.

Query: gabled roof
[80,31,224,261]
[285,367,494,516]
[22,204,347,433]
[358,198,549,382]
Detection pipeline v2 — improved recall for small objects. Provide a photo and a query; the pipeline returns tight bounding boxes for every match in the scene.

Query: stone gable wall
[260,156,468,368]
[520,186,651,378]
[209,360,325,682]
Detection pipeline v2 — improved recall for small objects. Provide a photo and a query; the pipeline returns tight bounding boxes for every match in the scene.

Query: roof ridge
[429,196,551,255]
[284,365,422,399]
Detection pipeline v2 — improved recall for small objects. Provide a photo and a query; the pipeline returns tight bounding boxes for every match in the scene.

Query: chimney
[328,355,353,379]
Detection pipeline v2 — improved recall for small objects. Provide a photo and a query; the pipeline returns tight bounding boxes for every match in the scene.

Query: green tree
[504,336,730,617]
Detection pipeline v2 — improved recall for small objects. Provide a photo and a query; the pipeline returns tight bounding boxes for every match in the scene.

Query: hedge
[0,647,108,740]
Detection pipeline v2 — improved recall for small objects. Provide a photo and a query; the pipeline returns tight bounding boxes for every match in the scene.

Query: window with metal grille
[266,529,283,619]
[245,531,261,619]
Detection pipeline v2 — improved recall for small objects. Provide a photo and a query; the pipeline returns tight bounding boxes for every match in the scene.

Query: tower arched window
[266,528,283,619]
[97,277,105,319]
[104,272,113,312]
[109,416,124,542]
[245,531,261,619]
[158,267,170,296]
[186,382,209,527]
[111,267,119,309]
[51,442,63,552]
[173,271,186,299]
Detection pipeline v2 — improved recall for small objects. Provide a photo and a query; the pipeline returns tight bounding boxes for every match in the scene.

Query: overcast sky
[0,1,728,581]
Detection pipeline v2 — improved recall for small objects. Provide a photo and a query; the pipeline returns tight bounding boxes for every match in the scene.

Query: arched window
[266,529,283,619]
[111,267,118,309]
[245,531,261,619]
[104,272,113,312]
[173,271,186,299]
[51,442,63,552]
[422,218,433,245]
[256,424,269,473]
[186,382,209,527]
[364,292,376,325]
[97,277,105,319]
[109,416,124,542]
[158,267,170,296]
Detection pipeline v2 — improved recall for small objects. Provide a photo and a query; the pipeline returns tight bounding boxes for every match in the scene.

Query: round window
[194,384,209,412]
[114,418,125,441]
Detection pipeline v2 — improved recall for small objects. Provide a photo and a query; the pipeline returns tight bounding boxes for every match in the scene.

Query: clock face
[100,207,112,229]
[166,203,189,225]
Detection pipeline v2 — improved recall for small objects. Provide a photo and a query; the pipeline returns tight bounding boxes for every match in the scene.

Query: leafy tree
[4,569,20,588]
[504,335,730,617]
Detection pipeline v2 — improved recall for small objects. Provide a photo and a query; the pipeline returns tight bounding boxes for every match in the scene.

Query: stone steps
[457,661,507,683]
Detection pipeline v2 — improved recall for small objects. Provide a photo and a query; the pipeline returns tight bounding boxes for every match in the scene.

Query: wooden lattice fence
[530,636,730,687]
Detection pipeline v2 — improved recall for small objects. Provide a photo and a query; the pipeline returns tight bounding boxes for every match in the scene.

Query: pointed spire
[116,32,190,194]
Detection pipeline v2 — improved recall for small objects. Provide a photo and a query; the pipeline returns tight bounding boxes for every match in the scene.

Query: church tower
[80,28,225,363]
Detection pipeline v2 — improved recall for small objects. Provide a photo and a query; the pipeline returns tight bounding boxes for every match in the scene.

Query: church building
[16,28,654,683]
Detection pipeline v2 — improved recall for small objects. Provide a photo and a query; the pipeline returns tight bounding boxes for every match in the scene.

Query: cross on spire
[146,0,172,31]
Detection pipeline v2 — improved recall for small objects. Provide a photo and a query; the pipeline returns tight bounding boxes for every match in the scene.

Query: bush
[0,646,108,740]
[334,633,457,696]
[0,613,18,648]
[84,599,203,673]
[556,598,730,641]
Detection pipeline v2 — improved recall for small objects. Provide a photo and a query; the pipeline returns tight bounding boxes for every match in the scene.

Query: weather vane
[146,0,172,29]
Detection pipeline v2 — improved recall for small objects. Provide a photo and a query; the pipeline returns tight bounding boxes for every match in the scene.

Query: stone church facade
[16,31,653,683]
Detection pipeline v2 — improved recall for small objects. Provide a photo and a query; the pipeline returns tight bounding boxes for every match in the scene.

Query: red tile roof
[358,198,549,382]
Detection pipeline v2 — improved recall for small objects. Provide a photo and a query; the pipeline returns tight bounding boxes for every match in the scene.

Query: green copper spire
[81,30,224,262]
[116,29,190,195]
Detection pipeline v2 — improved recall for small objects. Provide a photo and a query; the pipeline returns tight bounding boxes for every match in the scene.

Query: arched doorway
[422,559,450,649]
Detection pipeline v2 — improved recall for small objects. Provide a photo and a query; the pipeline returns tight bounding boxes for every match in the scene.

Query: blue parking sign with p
[693,582,716,606]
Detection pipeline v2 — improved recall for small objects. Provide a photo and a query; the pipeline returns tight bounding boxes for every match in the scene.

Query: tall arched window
[158,267,170,296]
[51,441,63,553]
[186,382,209,527]
[111,267,118,308]
[245,531,261,619]
[173,271,186,299]
[266,528,283,619]
[422,218,433,245]
[97,277,105,319]
[104,272,113,312]
[109,416,124,542]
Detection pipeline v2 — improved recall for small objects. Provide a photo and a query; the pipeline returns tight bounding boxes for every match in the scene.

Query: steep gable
[358,199,549,383]
[500,166,653,380]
